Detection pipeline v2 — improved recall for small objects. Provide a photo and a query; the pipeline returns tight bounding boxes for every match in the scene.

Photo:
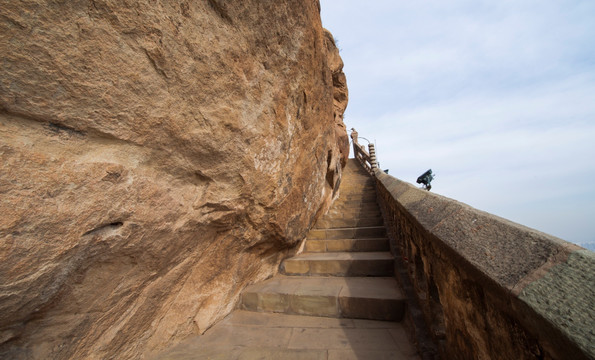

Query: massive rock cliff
[0,1,348,358]
[323,29,349,168]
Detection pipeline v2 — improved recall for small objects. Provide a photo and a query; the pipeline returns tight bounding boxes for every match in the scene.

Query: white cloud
[321,0,595,245]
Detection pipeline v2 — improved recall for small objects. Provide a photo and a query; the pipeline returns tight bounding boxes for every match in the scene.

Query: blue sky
[320,0,595,247]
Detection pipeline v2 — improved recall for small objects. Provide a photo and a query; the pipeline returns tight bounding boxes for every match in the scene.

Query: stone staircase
[154,160,418,359]
[240,160,405,322]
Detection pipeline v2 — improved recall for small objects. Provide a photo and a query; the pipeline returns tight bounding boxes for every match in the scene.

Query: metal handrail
[350,128,378,176]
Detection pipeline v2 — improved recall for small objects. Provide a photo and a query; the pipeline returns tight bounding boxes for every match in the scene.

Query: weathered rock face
[323,29,349,169]
[0,1,348,359]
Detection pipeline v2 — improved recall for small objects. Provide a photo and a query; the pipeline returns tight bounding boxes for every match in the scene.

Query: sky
[320,0,595,248]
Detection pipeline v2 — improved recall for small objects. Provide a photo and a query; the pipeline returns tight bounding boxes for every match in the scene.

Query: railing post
[350,128,378,176]
[350,129,359,158]
[368,143,377,171]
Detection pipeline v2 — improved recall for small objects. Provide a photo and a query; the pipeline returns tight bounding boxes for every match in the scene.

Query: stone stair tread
[305,238,389,253]
[337,193,377,197]
[244,275,405,300]
[334,202,377,206]
[340,192,374,194]
[289,251,393,261]
[325,210,381,216]
[244,276,405,300]
[325,210,381,217]
[321,214,383,220]
[311,237,389,241]
[340,188,375,192]
[332,202,378,207]
[330,206,380,211]
[226,310,404,329]
[327,208,380,211]
[282,251,394,276]
[319,225,385,231]
[334,201,377,205]
[327,211,380,216]
[329,202,379,207]
[317,217,383,222]
[335,197,377,200]
[153,311,419,360]
[315,218,383,225]
[331,206,379,211]
[308,226,387,240]
[323,215,382,221]
[241,276,406,320]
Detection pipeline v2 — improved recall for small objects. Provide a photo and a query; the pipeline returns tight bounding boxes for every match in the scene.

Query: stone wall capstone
[374,169,594,360]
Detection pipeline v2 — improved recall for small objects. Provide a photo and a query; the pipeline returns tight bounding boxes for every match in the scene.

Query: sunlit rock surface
[0,1,348,358]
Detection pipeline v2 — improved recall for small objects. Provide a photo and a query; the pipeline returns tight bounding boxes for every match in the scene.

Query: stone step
[328,206,380,216]
[338,190,374,196]
[344,171,372,178]
[281,252,394,276]
[341,169,372,176]
[339,190,376,198]
[340,192,376,198]
[332,200,378,210]
[338,194,375,200]
[342,167,371,174]
[336,197,376,205]
[329,209,380,217]
[332,200,378,209]
[305,238,390,252]
[340,180,376,188]
[334,200,377,207]
[308,226,386,240]
[339,182,374,188]
[314,217,383,229]
[329,202,380,212]
[153,310,418,359]
[241,276,406,321]
[339,176,374,182]
[336,193,377,201]
[338,189,375,195]
[322,211,382,220]
[341,176,374,182]
[326,209,382,218]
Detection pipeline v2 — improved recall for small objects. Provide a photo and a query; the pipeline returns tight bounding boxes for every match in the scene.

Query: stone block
[339,297,405,321]
[328,349,417,360]
[240,292,260,312]
[258,293,289,313]
[289,295,339,317]
[282,259,311,275]
[304,240,326,252]
[325,239,354,252]
[238,349,327,360]
[309,259,349,275]
[288,328,399,350]
[323,227,386,239]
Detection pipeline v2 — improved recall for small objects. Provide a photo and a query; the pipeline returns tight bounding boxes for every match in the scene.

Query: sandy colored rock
[0,1,348,359]
[323,28,349,171]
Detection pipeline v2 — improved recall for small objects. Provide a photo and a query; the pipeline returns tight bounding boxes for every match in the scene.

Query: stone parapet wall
[373,169,594,360]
